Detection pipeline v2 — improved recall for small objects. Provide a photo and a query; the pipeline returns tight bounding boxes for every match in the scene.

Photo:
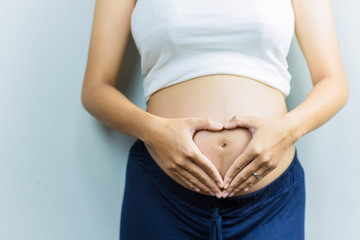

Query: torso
[144,74,296,197]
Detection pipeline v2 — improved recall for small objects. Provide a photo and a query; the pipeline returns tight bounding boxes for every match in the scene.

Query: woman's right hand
[144,116,224,198]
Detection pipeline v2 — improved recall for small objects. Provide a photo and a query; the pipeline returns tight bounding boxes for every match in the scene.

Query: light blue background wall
[0,0,359,239]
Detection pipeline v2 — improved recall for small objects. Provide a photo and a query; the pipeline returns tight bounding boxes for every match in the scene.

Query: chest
[131,0,295,50]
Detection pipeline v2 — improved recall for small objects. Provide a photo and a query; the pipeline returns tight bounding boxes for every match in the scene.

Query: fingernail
[229,192,234,197]
[217,182,223,188]
[210,192,215,196]
[224,183,229,189]
[222,192,229,198]
[194,187,200,192]
[244,187,249,192]
[215,123,223,128]
[215,192,221,198]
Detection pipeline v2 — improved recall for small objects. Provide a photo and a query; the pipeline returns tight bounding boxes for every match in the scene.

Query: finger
[222,160,263,197]
[191,118,223,132]
[189,143,224,189]
[225,154,277,198]
[234,153,277,194]
[224,115,255,130]
[223,147,255,189]
[229,167,270,196]
[176,164,217,196]
[223,161,258,197]
[243,167,273,190]
[172,171,200,192]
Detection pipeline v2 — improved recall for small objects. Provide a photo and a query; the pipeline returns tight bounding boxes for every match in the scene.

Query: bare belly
[144,74,296,197]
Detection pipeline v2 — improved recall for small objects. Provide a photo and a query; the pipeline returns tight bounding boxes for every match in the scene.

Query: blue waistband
[128,138,304,211]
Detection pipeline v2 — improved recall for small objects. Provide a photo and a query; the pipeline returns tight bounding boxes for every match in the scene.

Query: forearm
[81,83,163,143]
[285,76,349,142]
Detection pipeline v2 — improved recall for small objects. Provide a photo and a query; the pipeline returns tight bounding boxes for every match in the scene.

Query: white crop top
[130,0,295,104]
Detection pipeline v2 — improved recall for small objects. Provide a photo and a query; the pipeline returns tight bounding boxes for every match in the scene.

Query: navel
[221,142,228,149]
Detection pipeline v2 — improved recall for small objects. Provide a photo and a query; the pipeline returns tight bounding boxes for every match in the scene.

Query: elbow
[81,82,95,112]
[81,94,90,111]
[81,88,90,111]
[338,77,350,109]
[321,74,350,110]
[342,77,350,105]
[81,82,110,112]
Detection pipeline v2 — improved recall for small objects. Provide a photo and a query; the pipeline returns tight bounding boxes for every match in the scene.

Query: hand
[146,116,225,198]
[220,114,297,198]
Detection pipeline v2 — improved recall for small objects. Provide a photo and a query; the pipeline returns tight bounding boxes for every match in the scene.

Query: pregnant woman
[81,0,349,239]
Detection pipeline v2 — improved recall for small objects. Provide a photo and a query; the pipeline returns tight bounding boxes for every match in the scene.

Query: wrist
[282,112,303,144]
[141,113,168,146]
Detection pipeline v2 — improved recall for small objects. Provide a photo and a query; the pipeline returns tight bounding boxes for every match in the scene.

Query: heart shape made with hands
[194,126,252,171]
[193,116,257,190]
[195,114,293,197]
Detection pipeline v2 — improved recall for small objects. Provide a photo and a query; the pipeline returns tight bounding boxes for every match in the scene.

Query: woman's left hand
[221,114,298,198]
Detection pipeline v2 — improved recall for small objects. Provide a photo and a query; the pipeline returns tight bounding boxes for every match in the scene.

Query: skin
[81,0,349,198]
[144,75,297,198]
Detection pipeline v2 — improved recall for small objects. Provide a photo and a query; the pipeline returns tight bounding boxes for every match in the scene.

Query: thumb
[224,115,254,129]
[190,141,224,187]
[192,118,223,131]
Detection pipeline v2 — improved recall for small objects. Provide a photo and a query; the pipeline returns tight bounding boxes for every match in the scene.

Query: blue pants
[120,139,306,240]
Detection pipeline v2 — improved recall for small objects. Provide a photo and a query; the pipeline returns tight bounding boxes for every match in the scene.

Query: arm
[221,0,349,197]
[81,0,160,142]
[285,0,349,141]
[81,0,225,196]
